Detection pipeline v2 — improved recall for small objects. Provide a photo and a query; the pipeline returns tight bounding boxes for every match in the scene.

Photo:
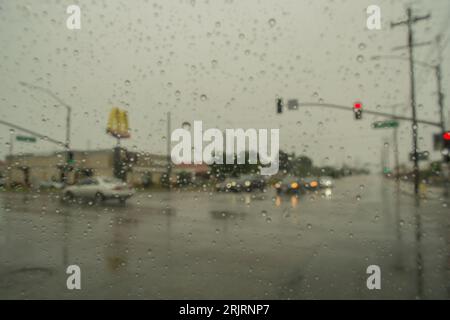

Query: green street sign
[372,120,399,129]
[16,135,37,143]
[410,151,429,162]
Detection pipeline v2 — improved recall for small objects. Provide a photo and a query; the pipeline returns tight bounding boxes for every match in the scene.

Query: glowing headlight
[274,183,281,189]
[310,181,318,188]
[244,181,251,187]
[291,182,299,189]
[231,181,236,187]
[226,183,232,188]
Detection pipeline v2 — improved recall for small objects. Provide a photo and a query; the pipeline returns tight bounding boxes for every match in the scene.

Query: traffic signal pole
[391,8,430,196]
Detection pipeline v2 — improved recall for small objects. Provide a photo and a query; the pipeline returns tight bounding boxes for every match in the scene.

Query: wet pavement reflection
[0,175,448,299]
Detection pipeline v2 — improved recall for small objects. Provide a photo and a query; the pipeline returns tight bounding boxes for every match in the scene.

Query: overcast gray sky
[1,0,449,170]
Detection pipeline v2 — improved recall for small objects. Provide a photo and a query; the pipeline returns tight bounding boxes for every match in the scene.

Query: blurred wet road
[0,175,448,299]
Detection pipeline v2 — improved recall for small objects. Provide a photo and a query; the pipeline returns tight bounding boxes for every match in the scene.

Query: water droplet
[268,18,276,27]
[182,122,191,130]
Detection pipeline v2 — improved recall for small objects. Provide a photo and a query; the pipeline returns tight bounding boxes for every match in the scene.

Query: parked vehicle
[38,180,64,190]
[62,176,134,203]
[216,174,267,192]
[319,176,334,188]
[274,176,303,195]
[216,177,237,192]
[302,177,320,191]
[236,174,267,192]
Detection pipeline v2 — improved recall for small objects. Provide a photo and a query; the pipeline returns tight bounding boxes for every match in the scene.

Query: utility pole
[166,111,172,189]
[391,8,431,195]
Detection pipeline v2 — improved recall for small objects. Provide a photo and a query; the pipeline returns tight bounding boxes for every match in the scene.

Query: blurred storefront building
[4,148,168,188]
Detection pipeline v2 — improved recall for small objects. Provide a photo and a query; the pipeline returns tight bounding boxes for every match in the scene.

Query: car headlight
[244,181,251,187]
[291,182,299,189]
[226,183,232,188]
[231,181,236,187]
[274,183,281,189]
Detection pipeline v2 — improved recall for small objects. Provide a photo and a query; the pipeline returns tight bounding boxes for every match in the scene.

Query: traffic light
[443,131,450,162]
[353,102,362,120]
[67,150,74,164]
[276,98,283,114]
[443,131,450,148]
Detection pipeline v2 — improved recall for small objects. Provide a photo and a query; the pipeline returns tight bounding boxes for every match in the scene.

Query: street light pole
[371,56,446,135]
[19,81,73,184]
[371,52,447,197]
[435,63,449,197]
[19,82,72,148]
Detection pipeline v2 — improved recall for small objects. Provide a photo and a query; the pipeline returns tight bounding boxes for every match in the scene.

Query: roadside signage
[107,107,130,139]
[16,135,36,143]
[409,151,429,162]
[287,99,299,110]
[372,120,399,129]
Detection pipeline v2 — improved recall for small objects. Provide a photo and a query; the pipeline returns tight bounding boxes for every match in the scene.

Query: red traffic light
[354,102,362,109]
[443,131,450,141]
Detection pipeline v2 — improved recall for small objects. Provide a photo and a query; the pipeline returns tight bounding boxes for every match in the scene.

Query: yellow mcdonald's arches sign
[106,107,130,138]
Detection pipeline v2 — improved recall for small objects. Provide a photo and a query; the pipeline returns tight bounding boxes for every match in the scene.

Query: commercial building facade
[4,149,168,187]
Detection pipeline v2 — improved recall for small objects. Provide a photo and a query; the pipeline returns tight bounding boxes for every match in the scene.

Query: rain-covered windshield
[0,0,449,301]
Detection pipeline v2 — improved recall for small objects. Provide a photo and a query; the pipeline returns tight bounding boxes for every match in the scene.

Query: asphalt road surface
[0,175,448,299]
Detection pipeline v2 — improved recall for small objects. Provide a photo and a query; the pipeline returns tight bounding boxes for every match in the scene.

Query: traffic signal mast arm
[0,119,65,146]
[291,102,441,128]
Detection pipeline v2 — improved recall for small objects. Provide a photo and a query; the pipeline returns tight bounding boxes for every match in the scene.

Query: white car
[38,180,64,190]
[63,176,134,203]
